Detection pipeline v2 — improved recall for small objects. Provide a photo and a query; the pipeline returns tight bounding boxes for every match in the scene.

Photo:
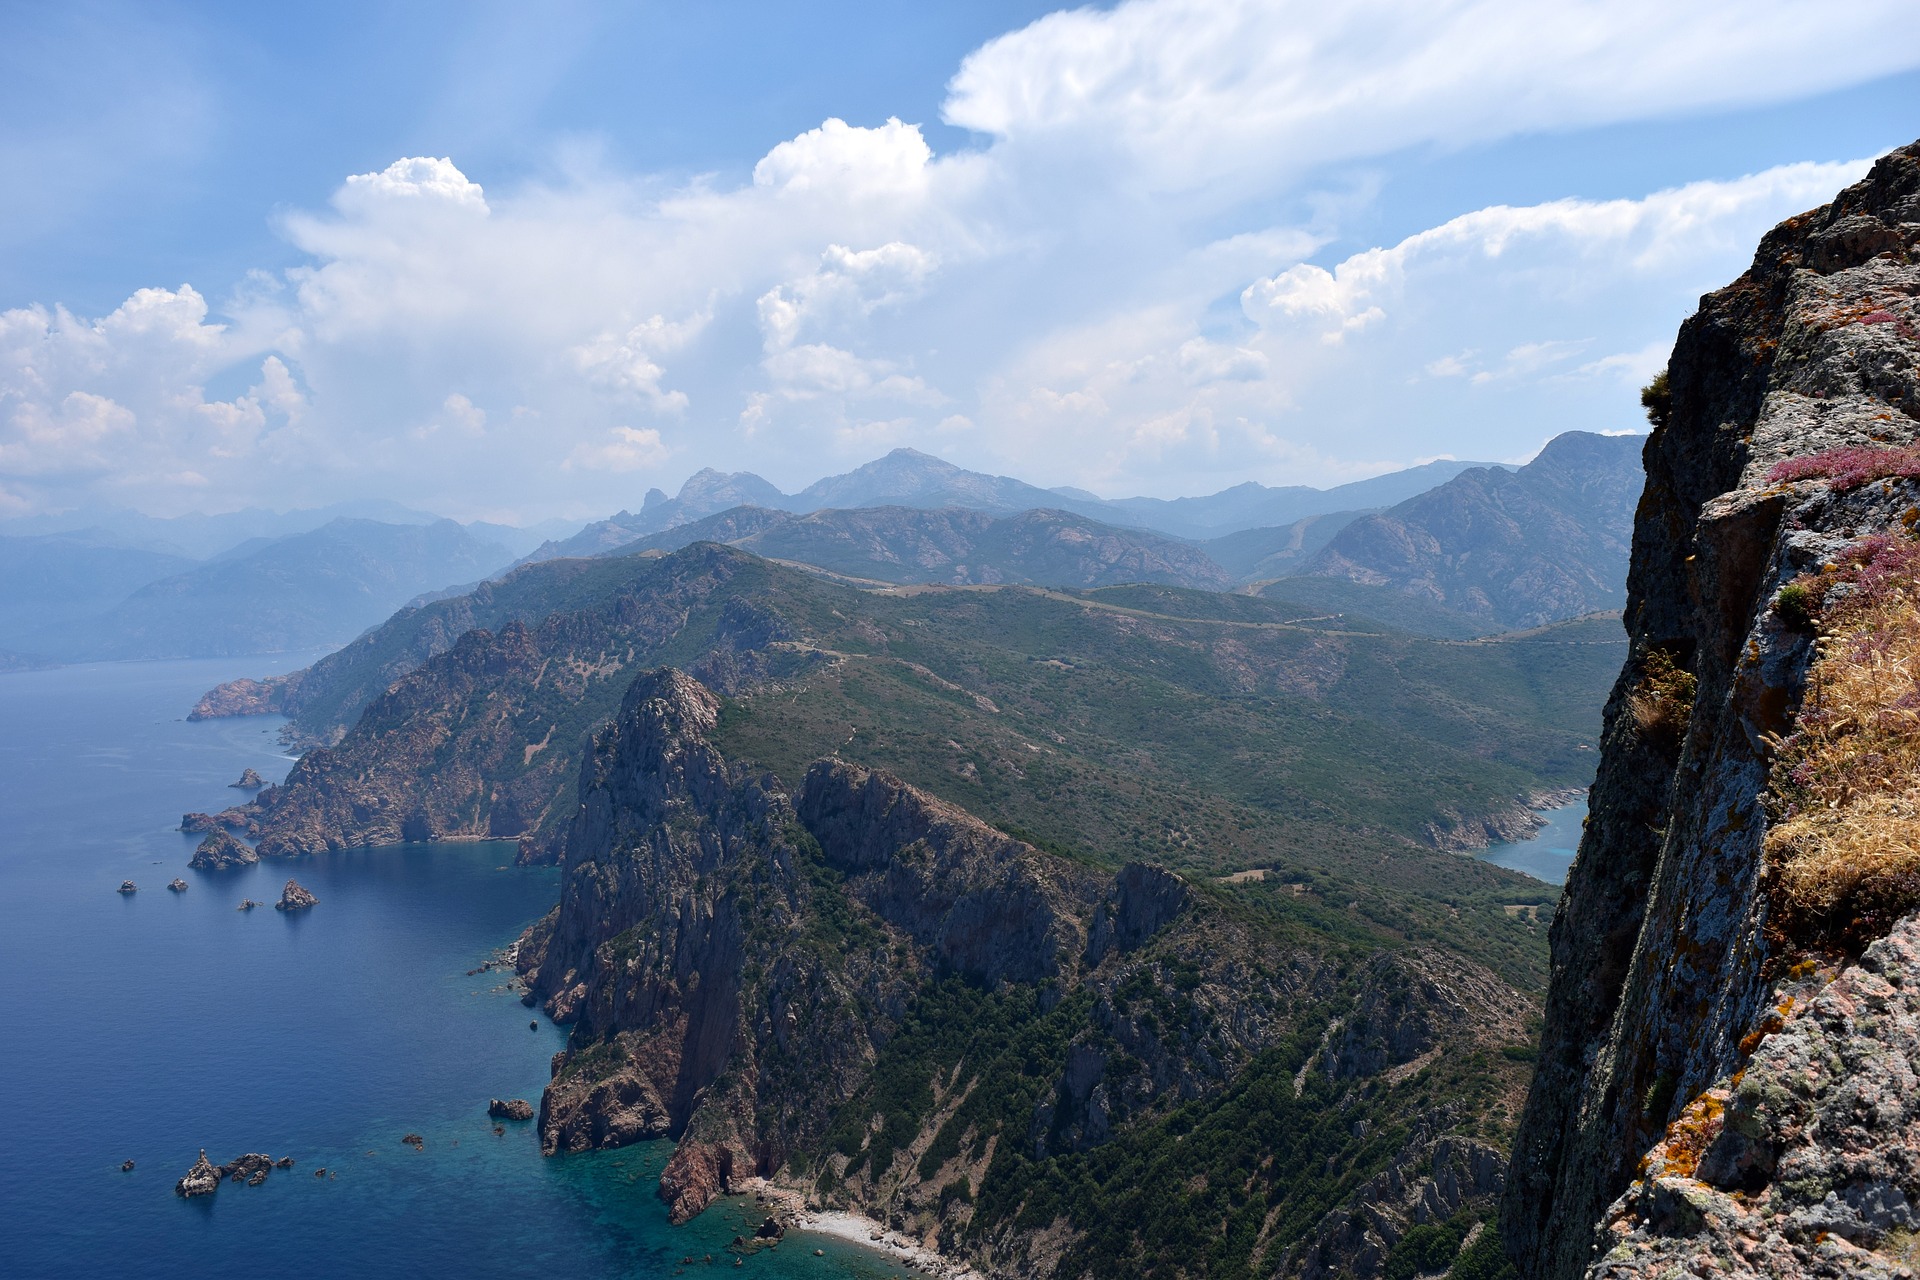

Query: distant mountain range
[0,434,1641,662]
[524,433,1642,633]
[536,447,1502,556]
[9,519,513,660]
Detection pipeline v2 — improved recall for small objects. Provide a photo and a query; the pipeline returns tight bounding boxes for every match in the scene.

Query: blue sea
[1478,798,1587,885]
[0,657,925,1279]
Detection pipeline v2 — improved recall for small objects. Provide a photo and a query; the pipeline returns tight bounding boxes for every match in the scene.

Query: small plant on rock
[1627,647,1696,743]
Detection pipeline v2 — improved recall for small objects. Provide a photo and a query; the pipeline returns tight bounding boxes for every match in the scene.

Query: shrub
[1627,648,1696,742]
[1774,581,1818,632]
[1766,444,1920,491]
[1639,370,1671,431]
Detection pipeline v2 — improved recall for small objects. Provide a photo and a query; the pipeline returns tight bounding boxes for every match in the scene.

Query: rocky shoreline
[738,1178,976,1280]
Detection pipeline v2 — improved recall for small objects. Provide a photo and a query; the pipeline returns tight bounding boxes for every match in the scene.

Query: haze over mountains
[0,432,1642,662]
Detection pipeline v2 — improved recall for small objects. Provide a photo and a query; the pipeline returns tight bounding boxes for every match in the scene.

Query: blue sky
[1,0,1915,521]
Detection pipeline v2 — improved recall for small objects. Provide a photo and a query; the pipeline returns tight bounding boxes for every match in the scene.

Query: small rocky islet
[173,1150,294,1197]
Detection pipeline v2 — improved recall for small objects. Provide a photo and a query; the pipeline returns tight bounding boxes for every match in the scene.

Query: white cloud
[564,426,668,473]
[0,1,1909,517]
[945,0,1920,195]
[752,117,932,197]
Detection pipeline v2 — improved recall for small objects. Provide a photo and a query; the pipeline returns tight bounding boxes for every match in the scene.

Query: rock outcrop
[167,878,188,892]
[275,880,317,911]
[487,1098,533,1121]
[189,828,257,871]
[174,1150,219,1197]
[230,767,265,789]
[1507,141,1920,1279]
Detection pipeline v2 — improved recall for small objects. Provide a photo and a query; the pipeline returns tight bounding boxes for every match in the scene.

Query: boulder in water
[190,829,257,872]
[487,1098,534,1121]
[174,1150,219,1197]
[275,880,317,911]
[230,768,265,789]
[167,878,188,893]
[117,881,136,894]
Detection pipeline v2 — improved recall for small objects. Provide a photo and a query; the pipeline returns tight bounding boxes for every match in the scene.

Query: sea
[0,657,926,1280]
[1478,798,1587,885]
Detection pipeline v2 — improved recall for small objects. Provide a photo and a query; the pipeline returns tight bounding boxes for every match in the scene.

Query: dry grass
[1765,536,1920,946]
[1628,647,1697,742]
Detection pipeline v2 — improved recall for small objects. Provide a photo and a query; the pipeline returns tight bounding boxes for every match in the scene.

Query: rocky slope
[1304,431,1644,630]
[1506,141,1920,1278]
[516,665,1538,1275]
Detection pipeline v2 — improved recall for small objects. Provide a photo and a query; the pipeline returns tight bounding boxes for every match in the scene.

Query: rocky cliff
[516,663,1541,1276]
[1507,141,1920,1278]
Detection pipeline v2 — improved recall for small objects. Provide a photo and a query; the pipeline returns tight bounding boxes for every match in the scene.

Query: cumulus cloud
[0,1,1910,517]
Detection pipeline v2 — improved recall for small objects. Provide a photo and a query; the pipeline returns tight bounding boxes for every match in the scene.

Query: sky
[0,0,1915,522]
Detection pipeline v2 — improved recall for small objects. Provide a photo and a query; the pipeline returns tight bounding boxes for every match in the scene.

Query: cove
[0,657,924,1279]
[1478,797,1587,886]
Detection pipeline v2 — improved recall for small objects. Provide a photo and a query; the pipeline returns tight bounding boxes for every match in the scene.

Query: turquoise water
[0,658,922,1279]
[1478,798,1587,885]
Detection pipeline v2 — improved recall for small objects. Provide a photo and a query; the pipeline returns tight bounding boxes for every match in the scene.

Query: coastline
[740,1178,982,1280]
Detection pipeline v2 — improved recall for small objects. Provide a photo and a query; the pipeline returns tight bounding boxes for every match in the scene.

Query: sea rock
[180,812,217,834]
[274,1156,294,1168]
[167,878,188,893]
[487,1098,534,1122]
[117,880,136,894]
[174,1150,219,1197]
[189,828,257,872]
[754,1216,786,1240]
[237,898,261,911]
[401,1133,424,1149]
[121,1159,135,1172]
[275,880,317,911]
[230,768,266,789]
[218,1153,275,1186]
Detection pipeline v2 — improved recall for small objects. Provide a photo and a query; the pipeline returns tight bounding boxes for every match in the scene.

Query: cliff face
[517,664,1539,1274]
[1507,142,1920,1278]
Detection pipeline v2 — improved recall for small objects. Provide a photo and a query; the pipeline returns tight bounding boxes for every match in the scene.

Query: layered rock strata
[1507,142,1920,1278]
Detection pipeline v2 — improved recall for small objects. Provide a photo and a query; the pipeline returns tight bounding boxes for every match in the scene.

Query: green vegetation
[1640,369,1671,431]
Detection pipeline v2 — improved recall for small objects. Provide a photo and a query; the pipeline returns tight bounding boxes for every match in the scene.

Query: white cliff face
[1507,141,1920,1280]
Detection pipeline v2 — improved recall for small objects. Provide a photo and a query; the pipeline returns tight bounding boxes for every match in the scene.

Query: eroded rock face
[189,828,257,871]
[1507,141,1920,1280]
[1590,915,1920,1278]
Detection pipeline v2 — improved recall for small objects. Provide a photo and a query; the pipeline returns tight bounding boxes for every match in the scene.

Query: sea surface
[0,657,923,1279]
[1478,797,1587,885]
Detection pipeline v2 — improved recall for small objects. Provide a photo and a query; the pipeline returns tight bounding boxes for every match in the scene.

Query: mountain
[1507,142,1920,1278]
[528,449,1509,557]
[15,518,513,661]
[1300,431,1645,630]
[1203,509,1372,582]
[0,502,573,564]
[0,532,196,643]
[613,504,1232,590]
[1102,458,1499,539]
[191,537,1626,1275]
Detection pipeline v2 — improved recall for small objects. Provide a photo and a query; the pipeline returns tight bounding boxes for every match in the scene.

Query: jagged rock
[182,806,259,836]
[1507,141,1920,1280]
[190,672,307,721]
[120,1159,135,1172]
[167,878,188,892]
[174,1150,219,1197]
[1084,862,1191,965]
[189,828,257,871]
[487,1098,533,1121]
[237,898,262,911]
[754,1216,786,1239]
[117,881,136,894]
[180,812,217,833]
[230,768,265,789]
[217,1153,275,1185]
[274,880,317,911]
